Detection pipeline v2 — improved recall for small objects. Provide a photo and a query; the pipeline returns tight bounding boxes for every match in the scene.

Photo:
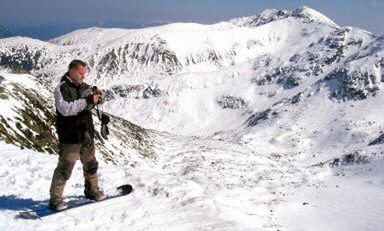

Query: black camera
[91,86,99,94]
[92,86,103,104]
[80,85,103,104]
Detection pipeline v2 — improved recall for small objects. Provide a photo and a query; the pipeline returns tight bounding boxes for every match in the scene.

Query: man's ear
[68,69,77,81]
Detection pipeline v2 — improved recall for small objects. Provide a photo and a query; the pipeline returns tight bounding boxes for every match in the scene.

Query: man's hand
[92,92,102,104]
[86,92,102,105]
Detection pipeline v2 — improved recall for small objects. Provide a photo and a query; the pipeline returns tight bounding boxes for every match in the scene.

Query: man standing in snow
[49,59,105,211]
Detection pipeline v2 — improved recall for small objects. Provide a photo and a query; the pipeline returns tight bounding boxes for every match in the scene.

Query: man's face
[69,65,87,85]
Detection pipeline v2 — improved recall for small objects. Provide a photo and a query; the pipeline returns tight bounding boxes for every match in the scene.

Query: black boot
[84,187,105,201]
[48,197,68,211]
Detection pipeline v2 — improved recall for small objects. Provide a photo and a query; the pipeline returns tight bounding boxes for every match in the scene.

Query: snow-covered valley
[0,5,384,230]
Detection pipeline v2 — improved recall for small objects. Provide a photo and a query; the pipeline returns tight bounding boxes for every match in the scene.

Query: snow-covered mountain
[0,5,384,230]
[0,6,382,136]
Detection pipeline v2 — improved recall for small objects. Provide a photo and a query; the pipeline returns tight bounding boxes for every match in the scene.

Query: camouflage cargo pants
[49,142,99,200]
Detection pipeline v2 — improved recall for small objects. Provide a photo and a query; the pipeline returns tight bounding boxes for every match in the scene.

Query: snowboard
[18,184,133,220]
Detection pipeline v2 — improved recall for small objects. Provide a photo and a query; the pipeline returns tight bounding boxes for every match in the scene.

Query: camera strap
[96,103,110,140]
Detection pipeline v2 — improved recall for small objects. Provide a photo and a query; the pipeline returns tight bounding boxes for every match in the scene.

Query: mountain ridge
[0,6,382,137]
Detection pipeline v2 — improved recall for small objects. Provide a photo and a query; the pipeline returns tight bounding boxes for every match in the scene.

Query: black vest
[55,73,94,143]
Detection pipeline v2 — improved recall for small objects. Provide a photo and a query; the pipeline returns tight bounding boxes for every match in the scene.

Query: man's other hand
[86,92,102,105]
[93,93,102,104]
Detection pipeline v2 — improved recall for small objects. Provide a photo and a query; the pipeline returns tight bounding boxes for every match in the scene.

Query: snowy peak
[292,6,338,27]
[228,8,289,27]
[48,27,131,46]
[229,6,338,28]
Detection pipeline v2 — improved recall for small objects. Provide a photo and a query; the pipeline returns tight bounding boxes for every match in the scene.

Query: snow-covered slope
[0,70,161,167]
[0,70,58,153]
[1,5,384,230]
[0,113,383,230]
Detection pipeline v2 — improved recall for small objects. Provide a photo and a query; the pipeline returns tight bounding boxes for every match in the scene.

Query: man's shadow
[0,194,83,211]
[0,195,47,211]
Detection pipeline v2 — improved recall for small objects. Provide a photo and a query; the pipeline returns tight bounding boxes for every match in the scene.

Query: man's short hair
[68,59,87,70]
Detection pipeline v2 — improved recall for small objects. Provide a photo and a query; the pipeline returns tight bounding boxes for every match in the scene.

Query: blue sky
[0,0,383,39]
